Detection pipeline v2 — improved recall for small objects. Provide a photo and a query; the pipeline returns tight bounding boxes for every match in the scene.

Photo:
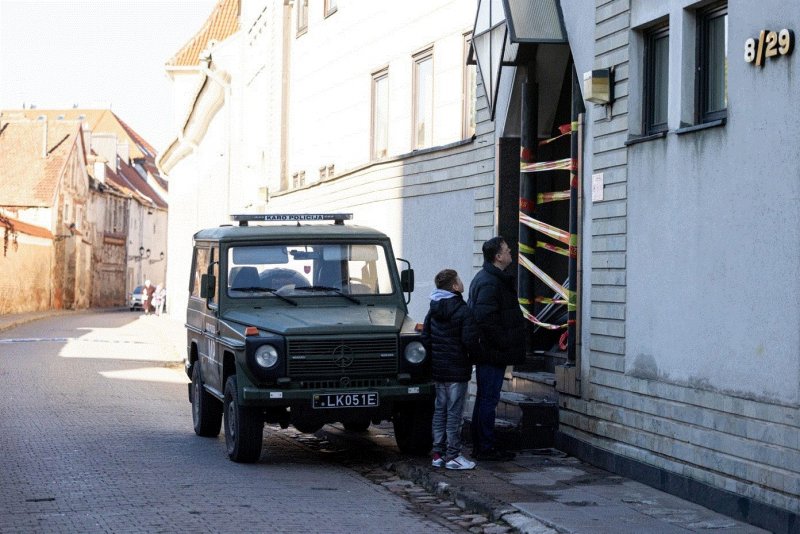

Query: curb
[0,307,131,333]
[387,460,553,533]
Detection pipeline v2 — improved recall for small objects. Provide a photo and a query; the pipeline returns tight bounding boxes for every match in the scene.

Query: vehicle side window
[209,246,220,307]
[191,246,210,298]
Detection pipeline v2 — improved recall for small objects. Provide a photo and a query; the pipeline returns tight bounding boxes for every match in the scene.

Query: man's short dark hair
[482,236,506,263]
[434,269,459,290]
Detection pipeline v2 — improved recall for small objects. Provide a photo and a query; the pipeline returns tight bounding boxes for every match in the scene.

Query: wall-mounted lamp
[149,251,166,264]
[583,68,615,105]
[133,246,151,261]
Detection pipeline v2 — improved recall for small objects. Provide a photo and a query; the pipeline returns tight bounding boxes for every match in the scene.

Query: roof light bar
[231,213,353,226]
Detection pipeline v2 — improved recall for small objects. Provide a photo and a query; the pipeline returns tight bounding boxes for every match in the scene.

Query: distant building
[0,109,169,310]
[0,118,90,312]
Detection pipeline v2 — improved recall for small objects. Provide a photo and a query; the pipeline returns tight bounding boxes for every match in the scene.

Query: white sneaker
[445,455,476,470]
[431,454,445,468]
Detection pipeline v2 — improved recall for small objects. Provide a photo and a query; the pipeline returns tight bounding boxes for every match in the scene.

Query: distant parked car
[129,286,145,311]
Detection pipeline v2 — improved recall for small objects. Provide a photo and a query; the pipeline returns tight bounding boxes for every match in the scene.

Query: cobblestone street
[0,311,503,534]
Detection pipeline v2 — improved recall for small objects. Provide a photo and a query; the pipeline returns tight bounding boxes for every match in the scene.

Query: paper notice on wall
[592,173,604,202]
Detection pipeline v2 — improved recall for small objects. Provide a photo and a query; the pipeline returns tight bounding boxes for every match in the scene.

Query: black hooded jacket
[468,261,526,366]
[421,292,481,383]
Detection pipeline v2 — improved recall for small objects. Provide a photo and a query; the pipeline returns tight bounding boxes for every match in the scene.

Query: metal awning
[472,0,567,118]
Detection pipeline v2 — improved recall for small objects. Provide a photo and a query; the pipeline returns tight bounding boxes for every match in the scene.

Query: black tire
[192,364,222,437]
[393,400,434,456]
[223,375,263,463]
[342,420,370,433]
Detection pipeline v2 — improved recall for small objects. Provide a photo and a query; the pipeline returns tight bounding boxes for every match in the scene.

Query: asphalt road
[0,311,472,534]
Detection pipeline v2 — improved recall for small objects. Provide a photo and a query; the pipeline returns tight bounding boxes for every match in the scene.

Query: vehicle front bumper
[241,383,434,405]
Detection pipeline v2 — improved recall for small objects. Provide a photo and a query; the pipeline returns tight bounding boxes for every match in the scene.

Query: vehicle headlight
[254,344,279,368]
[404,341,426,364]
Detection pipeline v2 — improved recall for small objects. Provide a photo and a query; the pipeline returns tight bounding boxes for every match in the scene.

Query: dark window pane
[652,34,669,127]
[705,12,727,114]
[644,25,669,134]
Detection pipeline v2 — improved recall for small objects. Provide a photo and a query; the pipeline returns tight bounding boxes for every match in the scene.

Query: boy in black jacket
[421,269,481,470]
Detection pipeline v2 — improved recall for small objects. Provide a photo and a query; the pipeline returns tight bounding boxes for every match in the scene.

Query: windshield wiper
[231,286,298,306]
[294,285,361,304]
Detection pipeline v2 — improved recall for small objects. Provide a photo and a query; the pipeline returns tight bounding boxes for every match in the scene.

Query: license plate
[313,392,379,409]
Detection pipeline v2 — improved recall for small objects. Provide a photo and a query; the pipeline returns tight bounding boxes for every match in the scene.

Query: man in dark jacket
[468,237,526,460]
[421,269,481,470]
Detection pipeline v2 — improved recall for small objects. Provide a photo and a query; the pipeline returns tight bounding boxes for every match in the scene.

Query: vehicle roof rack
[230,213,353,226]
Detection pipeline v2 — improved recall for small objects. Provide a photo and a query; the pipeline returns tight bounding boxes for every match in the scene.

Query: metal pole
[519,63,538,344]
[567,68,584,363]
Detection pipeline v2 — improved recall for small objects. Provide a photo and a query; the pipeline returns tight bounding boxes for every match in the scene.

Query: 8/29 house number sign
[744,29,794,67]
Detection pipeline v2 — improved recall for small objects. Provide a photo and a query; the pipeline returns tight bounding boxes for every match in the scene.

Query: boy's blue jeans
[432,381,469,460]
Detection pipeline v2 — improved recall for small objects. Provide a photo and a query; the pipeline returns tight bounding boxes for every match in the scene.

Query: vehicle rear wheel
[192,364,222,437]
[393,399,433,456]
[342,420,370,432]
[223,375,263,463]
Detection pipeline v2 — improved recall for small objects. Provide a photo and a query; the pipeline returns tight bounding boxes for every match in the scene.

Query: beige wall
[0,233,54,314]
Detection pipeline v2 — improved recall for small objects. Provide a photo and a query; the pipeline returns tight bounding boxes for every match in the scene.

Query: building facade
[550,1,798,531]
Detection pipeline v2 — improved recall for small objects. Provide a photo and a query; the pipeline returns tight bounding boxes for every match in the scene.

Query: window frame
[296,0,308,36]
[643,24,670,135]
[412,47,434,150]
[324,0,337,18]
[696,2,728,123]
[370,68,389,160]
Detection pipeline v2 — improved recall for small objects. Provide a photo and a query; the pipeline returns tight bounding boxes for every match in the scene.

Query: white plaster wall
[286,0,475,184]
[239,1,286,202]
[163,111,231,318]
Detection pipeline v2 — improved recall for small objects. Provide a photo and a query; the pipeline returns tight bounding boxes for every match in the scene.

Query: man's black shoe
[474,449,515,461]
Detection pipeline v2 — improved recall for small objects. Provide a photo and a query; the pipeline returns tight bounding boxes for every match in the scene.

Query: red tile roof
[116,158,168,209]
[0,214,53,239]
[166,0,240,67]
[0,118,82,207]
[0,109,154,161]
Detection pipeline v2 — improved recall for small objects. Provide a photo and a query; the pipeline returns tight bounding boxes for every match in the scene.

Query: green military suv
[185,214,434,462]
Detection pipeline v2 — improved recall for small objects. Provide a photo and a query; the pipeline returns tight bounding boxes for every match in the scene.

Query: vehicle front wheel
[223,375,263,463]
[392,400,433,456]
[192,363,222,437]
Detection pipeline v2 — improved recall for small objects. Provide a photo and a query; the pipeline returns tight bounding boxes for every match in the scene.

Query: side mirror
[400,269,414,293]
[200,273,216,299]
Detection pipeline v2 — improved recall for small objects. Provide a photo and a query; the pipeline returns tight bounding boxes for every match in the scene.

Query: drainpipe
[200,55,232,218]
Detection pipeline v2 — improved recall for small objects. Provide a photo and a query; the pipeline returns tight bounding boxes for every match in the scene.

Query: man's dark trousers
[471,362,505,454]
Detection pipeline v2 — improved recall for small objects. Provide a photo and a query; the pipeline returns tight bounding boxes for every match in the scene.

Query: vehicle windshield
[226,242,395,299]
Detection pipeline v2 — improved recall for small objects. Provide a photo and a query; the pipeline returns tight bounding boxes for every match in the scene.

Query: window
[463,34,477,138]
[371,69,389,159]
[292,171,305,189]
[643,24,669,134]
[191,246,210,298]
[297,0,308,35]
[697,3,727,122]
[413,50,434,149]
[209,246,219,307]
[226,242,395,298]
[324,0,337,17]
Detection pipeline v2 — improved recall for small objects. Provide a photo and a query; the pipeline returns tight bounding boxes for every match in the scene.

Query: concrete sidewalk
[0,309,767,533]
[389,450,766,533]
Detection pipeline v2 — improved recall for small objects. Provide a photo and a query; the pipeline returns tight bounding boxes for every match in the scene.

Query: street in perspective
[0,311,767,533]
[0,311,479,533]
